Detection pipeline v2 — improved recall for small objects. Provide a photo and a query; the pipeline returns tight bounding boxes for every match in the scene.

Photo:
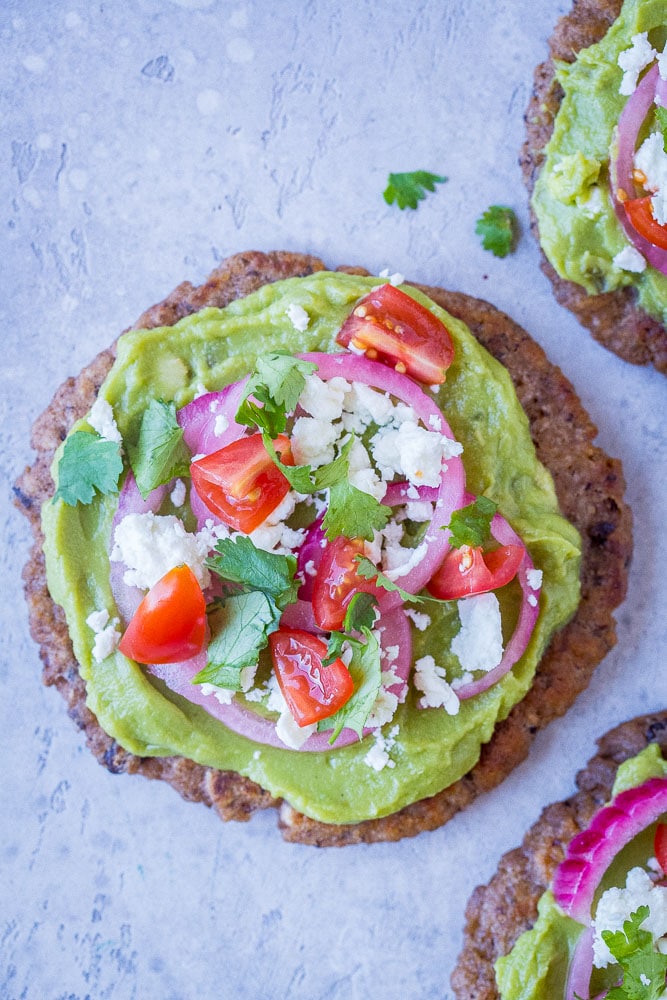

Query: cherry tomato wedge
[655,823,667,875]
[624,195,667,251]
[336,284,455,385]
[269,627,354,727]
[118,565,207,664]
[426,543,524,601]
[311,536,378,631]
[190,433,293,534]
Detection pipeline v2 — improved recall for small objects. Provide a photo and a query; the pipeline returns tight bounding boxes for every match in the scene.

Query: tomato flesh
[336,284,455,384]
[191,432,293,533]
[624,195,667,250]
[655,823,667,875]
[311,536,378,631]
[269,627,354,727]
[426,543,524,601]
[118,565,207,664]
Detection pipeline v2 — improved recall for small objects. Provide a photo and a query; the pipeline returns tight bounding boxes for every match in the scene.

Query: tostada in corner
[452,710,667,999]
[522,0,667,374]
[14,250,632,846]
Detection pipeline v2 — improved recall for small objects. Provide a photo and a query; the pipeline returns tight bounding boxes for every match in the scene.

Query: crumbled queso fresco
[592,865,667,968]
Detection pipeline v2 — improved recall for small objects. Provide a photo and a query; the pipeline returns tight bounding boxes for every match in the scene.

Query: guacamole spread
[42,271,581,825]
[533,0,667,321]
[495,743,667,999]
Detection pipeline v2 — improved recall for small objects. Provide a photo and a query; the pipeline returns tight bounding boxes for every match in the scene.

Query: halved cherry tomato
[624,195,667,250]
[336,284,455,384]
[269,627,354,727]
[655,823,667,875]
[190,433,293,533]
[426,543,524,601]
[311,536,378,631]
[118,565,207,664]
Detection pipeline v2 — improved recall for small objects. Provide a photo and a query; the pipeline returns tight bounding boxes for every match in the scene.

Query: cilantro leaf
[236,352,317,437]
[54,430,123,506]
[656,107,667,152]
[475,205,517,258]
[355,555,422,604]
[198,537,299,688]
[262,432,390,542]
[325,592,379,665]
[318,627,382,743]
[323,478,391,542]
[446,495,497,549]
[128,399,191,499]
[194,591,279,686]
[383,170,447,210]
[602,906,667,1000]
[206,535,299,608]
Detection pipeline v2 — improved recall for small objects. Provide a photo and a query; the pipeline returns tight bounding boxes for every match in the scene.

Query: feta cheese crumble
[450,593,504,674]
[593,866,667,968]
[86,608,121,662]
[618,32,657,96]
[613,244,648,273]
[87,397,122,444]
[110,512,214,590]
[413,656,461,714]
[285,301,310,332]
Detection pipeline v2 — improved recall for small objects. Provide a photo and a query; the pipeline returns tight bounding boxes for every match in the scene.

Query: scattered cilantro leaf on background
[602,905,667,999]
[54,430,123,506]
[383,170,447,210]
[236,352,317,436]
[475,205,517,257]
[128,399,191,499]
[447,496,497,548]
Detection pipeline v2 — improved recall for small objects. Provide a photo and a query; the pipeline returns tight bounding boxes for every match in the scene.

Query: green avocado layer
[42,271,581,825]
[495,744,667,999]
[532,0,667,322]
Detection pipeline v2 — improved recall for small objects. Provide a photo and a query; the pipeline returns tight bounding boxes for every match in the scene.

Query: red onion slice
[147,604,411,752]
[450,509,539,701]
[177,380,249,455]
[610,63,667,274]
[553,777,667,923]
[564,927,608,1000]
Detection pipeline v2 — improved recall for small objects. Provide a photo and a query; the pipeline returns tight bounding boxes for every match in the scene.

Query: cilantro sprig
[128,398,191,499]
[383,170,447,210]
[236,352,317,437]
[475,205,517,258]
[597,906,667,1000]
[194,536,299,688]
[54,430,123,506]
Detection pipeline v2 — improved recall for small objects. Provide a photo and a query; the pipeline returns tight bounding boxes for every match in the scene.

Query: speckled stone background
[2,2,666,998]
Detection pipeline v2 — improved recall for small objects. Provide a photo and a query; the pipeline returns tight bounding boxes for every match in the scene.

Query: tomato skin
[336,284,455,384]
[118,565,207,664]
[655,823,667,875]
[624,196,667,250]
[426,543,524,601]
[269,627,354,727]
[190,433,293,534]
[311,536,378,631]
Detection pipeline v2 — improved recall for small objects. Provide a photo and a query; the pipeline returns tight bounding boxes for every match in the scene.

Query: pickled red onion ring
[177,380,249,455]
[450,508,539,701]
[553,776,667,923]
[611,63,667,273]
[147,604,412,752]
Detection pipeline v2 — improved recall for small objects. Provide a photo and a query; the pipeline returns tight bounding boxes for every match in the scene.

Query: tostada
[522,0,667,374]
[14,250,632,846]
[452,710,667,999]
